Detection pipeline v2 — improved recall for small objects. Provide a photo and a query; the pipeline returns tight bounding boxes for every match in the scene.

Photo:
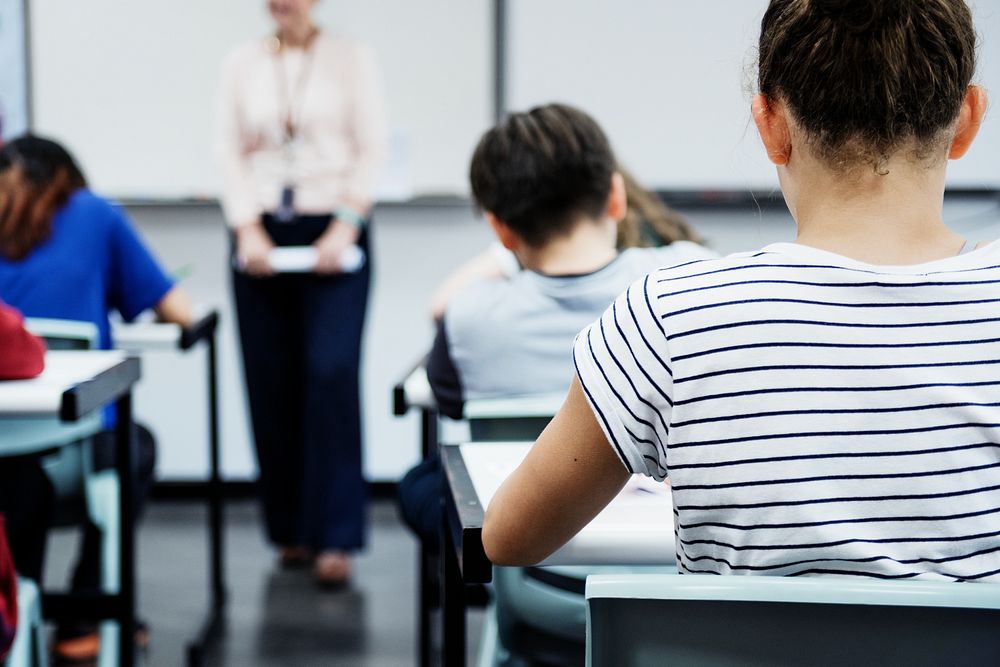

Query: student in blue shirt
[0,135,192,661]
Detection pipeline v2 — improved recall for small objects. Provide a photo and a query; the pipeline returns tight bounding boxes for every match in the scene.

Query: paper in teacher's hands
[265,245,366,273]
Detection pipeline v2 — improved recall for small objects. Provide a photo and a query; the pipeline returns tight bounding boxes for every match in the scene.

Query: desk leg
[441,504,466,667]
[186,335,227,667]
[418,408,438,667]
[115,392,137,667]
[207,335,226,607]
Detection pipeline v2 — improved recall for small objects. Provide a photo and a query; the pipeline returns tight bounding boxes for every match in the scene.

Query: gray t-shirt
[427,242,716,417]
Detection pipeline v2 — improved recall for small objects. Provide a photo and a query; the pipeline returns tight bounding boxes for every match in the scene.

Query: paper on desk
[460,442,676,566]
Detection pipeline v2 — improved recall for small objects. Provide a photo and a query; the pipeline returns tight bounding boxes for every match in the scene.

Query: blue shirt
[0,189,174,350]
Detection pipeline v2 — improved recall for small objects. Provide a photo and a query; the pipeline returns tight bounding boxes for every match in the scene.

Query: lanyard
[273,28,319,147]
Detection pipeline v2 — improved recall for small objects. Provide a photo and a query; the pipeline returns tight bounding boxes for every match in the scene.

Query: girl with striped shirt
[483,0,998,582]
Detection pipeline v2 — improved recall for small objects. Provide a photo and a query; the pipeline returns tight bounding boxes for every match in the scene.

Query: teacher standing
[216,0,387,586]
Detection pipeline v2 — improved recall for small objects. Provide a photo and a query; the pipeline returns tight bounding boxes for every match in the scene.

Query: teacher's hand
[313,221,361,275]
[235,222,276,277]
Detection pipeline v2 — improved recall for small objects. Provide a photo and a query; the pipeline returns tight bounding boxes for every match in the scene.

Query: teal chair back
[586,573,1000,667]
[21,319,101,515]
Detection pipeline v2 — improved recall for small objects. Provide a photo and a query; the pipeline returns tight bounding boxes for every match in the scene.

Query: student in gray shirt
[399,103,716,543]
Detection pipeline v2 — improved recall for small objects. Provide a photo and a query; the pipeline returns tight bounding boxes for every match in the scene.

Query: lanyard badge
[272,28,318,224]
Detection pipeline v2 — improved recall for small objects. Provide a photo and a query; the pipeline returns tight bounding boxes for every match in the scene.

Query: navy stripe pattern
[573,242,1000,581]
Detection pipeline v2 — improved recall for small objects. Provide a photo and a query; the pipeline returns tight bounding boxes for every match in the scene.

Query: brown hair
[758,0,977,172]
[0,136,87,261]
[617,169,700,248]
[470,104,615,247]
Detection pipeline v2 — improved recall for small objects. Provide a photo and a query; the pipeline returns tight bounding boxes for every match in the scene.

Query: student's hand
[235,222,275,277]
[313,221,360,275]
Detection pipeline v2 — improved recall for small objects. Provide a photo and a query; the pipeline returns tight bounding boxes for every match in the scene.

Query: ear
[752,93,791,166]
[606,172,627,222]
[949,85,989,160]
[486,212,521,252]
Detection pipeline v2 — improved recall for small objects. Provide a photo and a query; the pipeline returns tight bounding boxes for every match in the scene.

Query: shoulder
[641,246,798,314]
[57,189,122,228]
[443,278,515,343]
[317,32,364,56]
[618,241,720,275]
[319,32,377,69]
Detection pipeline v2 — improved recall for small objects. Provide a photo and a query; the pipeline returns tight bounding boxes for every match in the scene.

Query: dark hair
[617,168,700,249]
[758,0,977,172]
[469,104,615,247]
[0,135,87,261]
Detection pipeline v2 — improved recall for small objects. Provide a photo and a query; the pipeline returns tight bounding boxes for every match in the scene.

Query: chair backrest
[24,318,99,351]
[18,319,100,518]
[586,574,1000,667]
[464,394,563,442]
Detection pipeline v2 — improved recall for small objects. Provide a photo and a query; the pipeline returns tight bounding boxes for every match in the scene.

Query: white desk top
[112,321,182,351]
[0,350,128,416]
[460,442,676,567]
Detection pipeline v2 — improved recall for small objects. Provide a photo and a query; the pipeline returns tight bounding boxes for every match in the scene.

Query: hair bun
[813,0,905,32]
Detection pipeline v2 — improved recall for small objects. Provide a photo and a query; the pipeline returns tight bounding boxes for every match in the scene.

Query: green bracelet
[335,206,366,229]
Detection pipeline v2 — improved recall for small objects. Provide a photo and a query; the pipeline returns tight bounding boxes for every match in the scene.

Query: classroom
[0,0,998,666]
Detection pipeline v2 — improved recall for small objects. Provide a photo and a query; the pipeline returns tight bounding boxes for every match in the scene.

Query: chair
[2,577,47,667]
[585,573,1000,667]
[464,395,676,667]
[20,319,122,667]
[465,394,563,442]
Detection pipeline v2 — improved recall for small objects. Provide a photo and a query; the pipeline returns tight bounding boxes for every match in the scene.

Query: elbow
[482,505,548,567]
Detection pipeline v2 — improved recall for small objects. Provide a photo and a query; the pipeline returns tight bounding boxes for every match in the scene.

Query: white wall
[508,0,1000,191]
[29,0,492,199]
[0,0,29,139]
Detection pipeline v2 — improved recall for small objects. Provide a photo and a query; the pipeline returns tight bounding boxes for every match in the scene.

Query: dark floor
[43,498,483,666]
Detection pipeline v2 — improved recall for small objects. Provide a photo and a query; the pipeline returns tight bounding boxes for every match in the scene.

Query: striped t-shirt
[574,242,1000,581]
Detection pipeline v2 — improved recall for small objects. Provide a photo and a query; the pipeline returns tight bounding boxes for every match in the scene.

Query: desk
[440,442,676,667]
[114,312,225,667]
[0,351,141,667]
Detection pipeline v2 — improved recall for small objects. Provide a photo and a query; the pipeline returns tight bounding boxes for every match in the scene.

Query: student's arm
[425,319,465,420]
[482,376,630,565]
[154,285,193,328]
[0,302,45,380]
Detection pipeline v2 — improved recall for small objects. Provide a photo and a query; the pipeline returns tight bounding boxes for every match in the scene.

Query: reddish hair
[0,135,87,261]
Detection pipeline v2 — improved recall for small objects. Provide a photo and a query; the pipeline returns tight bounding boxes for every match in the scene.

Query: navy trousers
[232,214,370,552]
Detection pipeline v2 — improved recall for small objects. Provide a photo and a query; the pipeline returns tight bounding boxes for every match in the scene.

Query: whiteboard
[0,0,29,139]
[29,0,492,200]
[508,0,1000,191]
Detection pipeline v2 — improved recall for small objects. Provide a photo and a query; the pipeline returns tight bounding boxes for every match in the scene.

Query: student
[0,135,192,661]
[428,167,701,320]
[0,300,44,661]
[0,300,44,380]
[398,103,716,546]
[483,0,999,583]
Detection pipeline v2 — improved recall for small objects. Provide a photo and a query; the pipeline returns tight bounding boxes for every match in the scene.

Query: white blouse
[216,32,388,227]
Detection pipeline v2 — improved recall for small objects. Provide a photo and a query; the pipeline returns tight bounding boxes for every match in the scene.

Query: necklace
[273,26,320,144]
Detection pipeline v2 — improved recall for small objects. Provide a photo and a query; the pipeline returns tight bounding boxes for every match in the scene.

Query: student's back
[441,243,711,404]
[0,188,172,350]
[583,242,1000,580]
